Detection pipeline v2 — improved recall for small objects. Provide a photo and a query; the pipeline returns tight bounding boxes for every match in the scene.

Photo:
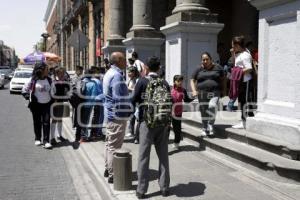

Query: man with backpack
[132,56,172,199]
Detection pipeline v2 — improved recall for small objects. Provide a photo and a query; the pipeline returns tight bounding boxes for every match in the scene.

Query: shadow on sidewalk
[146,182,206,198]
[168,145,204,156]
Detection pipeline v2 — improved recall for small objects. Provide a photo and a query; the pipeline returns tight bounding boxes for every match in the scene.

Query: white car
[9,71,32,93]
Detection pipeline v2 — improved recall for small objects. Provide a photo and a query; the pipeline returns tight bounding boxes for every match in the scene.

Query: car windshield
[14,72,32,78]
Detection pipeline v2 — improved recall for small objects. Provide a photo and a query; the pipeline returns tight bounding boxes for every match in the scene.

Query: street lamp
[41,32,50,52]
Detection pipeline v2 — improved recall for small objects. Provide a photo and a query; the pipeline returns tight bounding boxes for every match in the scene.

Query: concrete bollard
[113,148,132,191]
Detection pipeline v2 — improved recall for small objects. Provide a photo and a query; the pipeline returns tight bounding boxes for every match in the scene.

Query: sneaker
[173,143,179,150]
[34,140,42,146]
[161,190,170,197]
[50,138,58,146]
[136,191,146,199]
[199,129,207,136]
[57,136,67,142]
[207,124,214,136]
[107,176,113,184]
[232,122,245,129]
[44,142,52,149]
[125,133,134,137]
[72,141,80,150]
[134,139,139,144]
[104,169,109,178]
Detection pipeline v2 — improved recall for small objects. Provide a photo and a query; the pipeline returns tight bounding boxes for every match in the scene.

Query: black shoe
[161,190,170,197]
[72,141,80,150]
[104,169,109,178]
[58,136,67,142]
[50,138,58,146]
[107,176,113,184]
[136,191,145,199]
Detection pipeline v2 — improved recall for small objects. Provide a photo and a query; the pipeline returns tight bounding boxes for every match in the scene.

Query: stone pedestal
[247,0,300,145]
[160,0,223,87]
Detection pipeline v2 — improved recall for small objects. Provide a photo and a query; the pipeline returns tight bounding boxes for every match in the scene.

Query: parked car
[9,70,32,93]
[0,66,12,89]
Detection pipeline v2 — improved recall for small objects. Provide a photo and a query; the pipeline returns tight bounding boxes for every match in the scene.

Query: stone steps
[182,116,300,160]
[180,117,300,184]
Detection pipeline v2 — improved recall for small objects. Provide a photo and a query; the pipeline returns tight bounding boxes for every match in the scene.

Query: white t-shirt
[134,59,146,77]
[34,79,51,104]
[235,50,252,82]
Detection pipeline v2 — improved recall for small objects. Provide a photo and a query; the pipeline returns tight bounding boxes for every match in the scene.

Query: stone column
[130,0,154,31]
[102,0,125,58]
[88,1,95,66]
[160,0,223,87]
[246,0,300,146]
[123,0,164,65]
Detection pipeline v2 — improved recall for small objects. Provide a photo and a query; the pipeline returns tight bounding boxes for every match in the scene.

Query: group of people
[22,35,257,199]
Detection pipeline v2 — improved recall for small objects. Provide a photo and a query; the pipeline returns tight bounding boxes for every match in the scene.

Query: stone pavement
[62,114,300,200]
[0,90,79,200]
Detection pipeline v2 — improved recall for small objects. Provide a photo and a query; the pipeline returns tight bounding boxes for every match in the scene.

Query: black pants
[172,117,182,144]
[30,102,51,143]
[238,80,255,121]
[75,105,92,141]
[91,103,104,136]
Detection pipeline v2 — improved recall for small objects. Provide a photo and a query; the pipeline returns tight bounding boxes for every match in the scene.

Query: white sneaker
[44,142,52,149]
[207,124,214,135]
[232,122,245,129]
[125,133,134,138]
[199,129,207,136]
[34,140,42,146]
[173,143,179,150]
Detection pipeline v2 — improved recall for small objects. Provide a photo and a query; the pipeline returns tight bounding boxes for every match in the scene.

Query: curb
[63,118,138,200]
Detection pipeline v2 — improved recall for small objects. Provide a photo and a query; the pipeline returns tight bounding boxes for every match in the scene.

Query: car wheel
[10,90,13,94]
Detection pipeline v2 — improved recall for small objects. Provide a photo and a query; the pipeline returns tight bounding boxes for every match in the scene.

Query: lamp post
[41,32,50,52]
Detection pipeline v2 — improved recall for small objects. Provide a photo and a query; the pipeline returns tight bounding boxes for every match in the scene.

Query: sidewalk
[62,115,299,200]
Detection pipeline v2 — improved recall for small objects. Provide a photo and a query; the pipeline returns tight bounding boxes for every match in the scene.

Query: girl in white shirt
[231,36,255,129]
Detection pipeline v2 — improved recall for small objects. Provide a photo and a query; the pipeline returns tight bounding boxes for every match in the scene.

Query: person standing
[103,52,130,184]
[50,67,70,145]
[125,66,139,141]
[132,56,172,199]
[70,66,83,129]
[231,36,255,129]
[22,63,53,149]
[90,66,105,141]
[171,75,194,150]
[190,52,225,136]
[132,52,146,77]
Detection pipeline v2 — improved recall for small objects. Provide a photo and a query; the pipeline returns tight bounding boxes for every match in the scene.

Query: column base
[172,3,210,14]
[247,113,300,146]
[102,39,126,58]
[160,21,223,87]
[166,11,218,25]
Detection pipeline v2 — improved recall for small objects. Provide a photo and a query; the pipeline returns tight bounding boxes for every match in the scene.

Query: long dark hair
[32,62,47,80]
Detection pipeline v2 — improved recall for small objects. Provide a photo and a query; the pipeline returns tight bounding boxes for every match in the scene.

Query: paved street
[0,88,80,200]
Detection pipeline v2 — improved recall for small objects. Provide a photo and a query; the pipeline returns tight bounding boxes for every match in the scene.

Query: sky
[0,0,49,58]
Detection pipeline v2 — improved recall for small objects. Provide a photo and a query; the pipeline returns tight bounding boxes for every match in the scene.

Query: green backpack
[144,77,172,128]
